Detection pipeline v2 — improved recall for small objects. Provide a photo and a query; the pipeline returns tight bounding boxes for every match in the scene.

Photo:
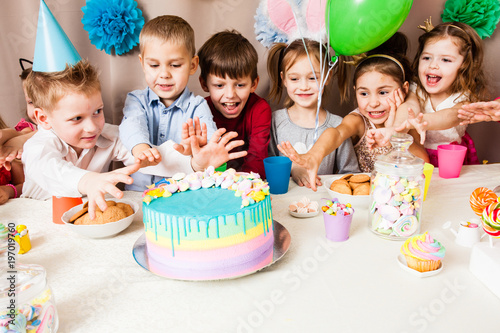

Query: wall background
[1,0,499,162]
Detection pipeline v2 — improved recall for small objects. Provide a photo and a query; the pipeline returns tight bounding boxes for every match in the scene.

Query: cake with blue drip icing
[142,167,274,280]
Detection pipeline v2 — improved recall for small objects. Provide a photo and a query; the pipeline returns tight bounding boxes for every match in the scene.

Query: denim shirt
[119,87,217,150]
[119,87,217,191]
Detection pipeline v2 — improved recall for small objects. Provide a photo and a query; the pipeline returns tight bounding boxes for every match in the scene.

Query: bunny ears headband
[254,0,327,48]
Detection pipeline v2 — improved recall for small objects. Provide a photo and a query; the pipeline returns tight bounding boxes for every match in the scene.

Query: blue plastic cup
[263,156,292,194]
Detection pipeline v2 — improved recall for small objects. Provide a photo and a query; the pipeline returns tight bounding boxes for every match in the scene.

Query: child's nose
[300,78,309,89]
[429,59,439,69]
[369,95,380,107]
[84,119,99,133]
[225,86,235,98]
[160,67,171,79]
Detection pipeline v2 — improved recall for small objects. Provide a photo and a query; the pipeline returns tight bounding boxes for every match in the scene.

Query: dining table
[1,163,500,333]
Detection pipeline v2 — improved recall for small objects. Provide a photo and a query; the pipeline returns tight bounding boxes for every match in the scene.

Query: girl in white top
[391,21,489,166]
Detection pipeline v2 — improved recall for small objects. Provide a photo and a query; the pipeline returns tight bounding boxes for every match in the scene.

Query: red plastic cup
[323,211,354,242]
[437,144,467,178]
[52,196,83,224]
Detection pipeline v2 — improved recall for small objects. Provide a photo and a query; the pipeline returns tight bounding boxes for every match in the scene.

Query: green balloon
[326,0,413,56]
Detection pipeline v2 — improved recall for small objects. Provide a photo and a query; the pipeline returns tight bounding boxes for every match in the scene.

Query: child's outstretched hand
[458,100,500,125]
[0,145,22,171]
[174,117,208,155]
[277,141,321,191]
[394,107,428,144]
[190,128,247,172]
[78,163,141,220]
[133,145,162,167]
[291,165,322,190]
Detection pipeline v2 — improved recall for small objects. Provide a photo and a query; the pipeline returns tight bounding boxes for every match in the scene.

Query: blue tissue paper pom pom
[82,0,144,55]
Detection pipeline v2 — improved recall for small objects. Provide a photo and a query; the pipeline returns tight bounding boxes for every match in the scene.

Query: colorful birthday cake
[142,167,274,280]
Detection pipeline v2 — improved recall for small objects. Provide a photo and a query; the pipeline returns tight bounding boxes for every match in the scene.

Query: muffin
[400,232,445,272]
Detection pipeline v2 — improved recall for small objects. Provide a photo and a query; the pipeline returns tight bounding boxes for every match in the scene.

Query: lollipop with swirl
[470,187,500,247]
[470,187,498,216]
[482,202,500,239]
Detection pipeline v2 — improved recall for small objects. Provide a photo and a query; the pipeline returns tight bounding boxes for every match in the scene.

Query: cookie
[102,206,127,224]
[353,183,370,195]
[330,181,352,195]
[70,207,89,223]
[74,211,105,225]
[95,200,117,213]
[331,178,350,187]
[340,174,353,181]
[349,181,365,190]
[116,202,134,217]
[349,174,370,183]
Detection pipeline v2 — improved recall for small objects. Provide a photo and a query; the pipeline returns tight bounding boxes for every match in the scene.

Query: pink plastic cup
[323,212,354,242]
[437,144,467,179]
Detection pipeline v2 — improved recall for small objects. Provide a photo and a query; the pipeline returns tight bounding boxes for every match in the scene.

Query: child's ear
[402,81,409,95]
[250,76,260,93]
[199,76,209,92]
[280,71,286,87]
[189,55,199,75]
[34,108,51,130]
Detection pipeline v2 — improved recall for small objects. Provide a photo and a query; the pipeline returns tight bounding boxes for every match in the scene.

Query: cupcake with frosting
[400,232,445,272]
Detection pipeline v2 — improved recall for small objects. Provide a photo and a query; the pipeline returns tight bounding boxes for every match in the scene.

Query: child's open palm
[394,107,428,144]
[190,128,247,172]
[277,141,321,191]
[174,117,207,156]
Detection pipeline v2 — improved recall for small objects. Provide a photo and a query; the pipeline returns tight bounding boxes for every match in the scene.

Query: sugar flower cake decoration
[81,0,144,55]
[441,0,500,39]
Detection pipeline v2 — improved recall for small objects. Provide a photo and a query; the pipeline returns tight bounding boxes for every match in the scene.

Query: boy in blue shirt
[119,15,218,190]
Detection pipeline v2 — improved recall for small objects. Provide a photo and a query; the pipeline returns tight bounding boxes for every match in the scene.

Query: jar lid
[374,133,424,176]
[0,264,47,307]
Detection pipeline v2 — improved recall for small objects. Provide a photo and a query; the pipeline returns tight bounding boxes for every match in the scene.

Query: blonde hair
[25,60,101,113]
[140,15,196,57]
[267,39,329,108]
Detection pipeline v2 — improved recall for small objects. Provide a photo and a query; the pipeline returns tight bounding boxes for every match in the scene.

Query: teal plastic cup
[263,156,292,194]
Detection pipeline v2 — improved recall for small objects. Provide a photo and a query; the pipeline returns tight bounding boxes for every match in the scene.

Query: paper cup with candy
[322,198,354,242]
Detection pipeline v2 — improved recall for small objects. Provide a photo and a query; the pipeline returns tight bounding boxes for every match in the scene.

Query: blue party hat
[33,0,81,72]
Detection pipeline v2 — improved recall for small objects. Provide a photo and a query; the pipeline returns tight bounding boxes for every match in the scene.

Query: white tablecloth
[2,164,500,333]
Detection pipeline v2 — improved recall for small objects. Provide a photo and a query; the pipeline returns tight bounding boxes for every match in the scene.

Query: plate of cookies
[61,199,139,238]
[324,173,371,209]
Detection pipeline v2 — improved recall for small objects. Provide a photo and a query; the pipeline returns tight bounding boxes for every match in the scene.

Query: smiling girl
[401,21,489,166]
[267,39,359,188]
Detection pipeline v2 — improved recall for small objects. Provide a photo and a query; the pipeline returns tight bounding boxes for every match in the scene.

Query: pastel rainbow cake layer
[142,167,274,280]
